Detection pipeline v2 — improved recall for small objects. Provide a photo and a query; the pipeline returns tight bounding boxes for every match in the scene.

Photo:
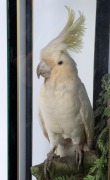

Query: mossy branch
[31,151,97,180]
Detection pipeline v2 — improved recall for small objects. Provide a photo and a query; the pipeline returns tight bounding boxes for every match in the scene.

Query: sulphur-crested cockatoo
[37,6,94,175]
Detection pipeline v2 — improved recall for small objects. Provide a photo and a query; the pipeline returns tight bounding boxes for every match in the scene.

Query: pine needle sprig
[84,74,110,180]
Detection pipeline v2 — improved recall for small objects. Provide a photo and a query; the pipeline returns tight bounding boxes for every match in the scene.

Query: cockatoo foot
[75,147,83,169]
[44,148,57,180]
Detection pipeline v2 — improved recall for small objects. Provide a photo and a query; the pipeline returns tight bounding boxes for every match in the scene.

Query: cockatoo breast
[39,75,84,135]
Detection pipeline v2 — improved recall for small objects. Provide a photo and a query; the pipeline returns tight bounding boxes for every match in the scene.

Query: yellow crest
[59,6,85,52]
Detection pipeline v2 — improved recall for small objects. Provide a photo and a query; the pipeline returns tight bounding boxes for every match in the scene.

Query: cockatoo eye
[58,61,63,65]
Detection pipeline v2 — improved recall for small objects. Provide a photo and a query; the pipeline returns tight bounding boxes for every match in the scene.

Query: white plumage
[37,6,94,164]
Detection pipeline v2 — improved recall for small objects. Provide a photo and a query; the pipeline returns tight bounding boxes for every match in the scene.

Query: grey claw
[78,150,82,166]
[75,150,82,169]
[44,151,56,179]
[76,151,78,164]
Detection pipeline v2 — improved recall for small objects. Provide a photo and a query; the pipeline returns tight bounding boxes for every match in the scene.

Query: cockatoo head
[37,6,85,79]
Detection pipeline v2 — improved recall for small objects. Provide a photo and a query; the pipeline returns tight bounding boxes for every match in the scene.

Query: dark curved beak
[37,63,41,78]
[36,61,51,79]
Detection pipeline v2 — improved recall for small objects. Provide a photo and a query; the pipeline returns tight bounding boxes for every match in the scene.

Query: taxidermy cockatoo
[37,6,94,177]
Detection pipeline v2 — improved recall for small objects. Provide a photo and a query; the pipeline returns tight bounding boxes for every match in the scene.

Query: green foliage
[53,175,75,180]
[31,166,44,180]
[84,74,110,180]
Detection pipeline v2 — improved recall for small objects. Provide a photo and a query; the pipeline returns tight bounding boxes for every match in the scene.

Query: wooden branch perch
[31,151,97,180]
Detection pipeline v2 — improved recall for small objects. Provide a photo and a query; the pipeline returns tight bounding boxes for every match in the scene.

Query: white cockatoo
[37,6,94,175]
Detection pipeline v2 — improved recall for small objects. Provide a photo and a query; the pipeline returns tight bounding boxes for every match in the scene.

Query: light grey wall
[17,0,26,179]
[33,1,96,179]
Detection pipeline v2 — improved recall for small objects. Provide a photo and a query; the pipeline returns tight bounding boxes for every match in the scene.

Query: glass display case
[7,0,110,180]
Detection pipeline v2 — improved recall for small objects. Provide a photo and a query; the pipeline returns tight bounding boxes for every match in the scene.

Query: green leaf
[104,107,110,117]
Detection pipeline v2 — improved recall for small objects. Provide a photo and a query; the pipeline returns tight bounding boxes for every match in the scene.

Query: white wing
[38,106,49,142]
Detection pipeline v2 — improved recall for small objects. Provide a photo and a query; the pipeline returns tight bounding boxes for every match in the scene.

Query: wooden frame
[93,0,110,111]
[25,0,32,179]
[8,0,32,180]
[8,0,17,179]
